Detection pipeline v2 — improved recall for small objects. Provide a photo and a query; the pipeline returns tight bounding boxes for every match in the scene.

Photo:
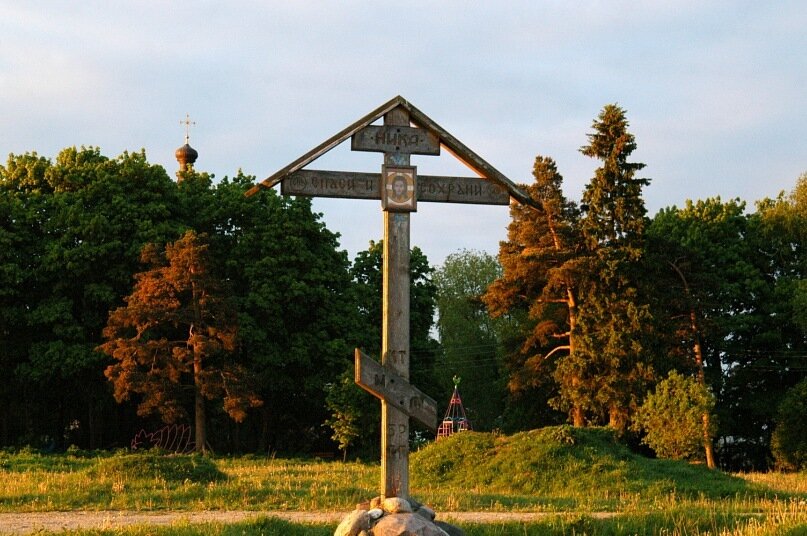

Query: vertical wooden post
[246,96,533,503]
[381,106,411,499]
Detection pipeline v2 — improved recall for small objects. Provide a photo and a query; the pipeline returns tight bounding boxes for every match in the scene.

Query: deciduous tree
[632,370,717,461]
[350,241,439,392]
[217,176,357,452]
[1,147,180,448]
[434,250,505,429]
[771,378,807,471]
[0,153,50,444]
[324,371,363,461]
[325,241,439,454]
[646,197,757,468]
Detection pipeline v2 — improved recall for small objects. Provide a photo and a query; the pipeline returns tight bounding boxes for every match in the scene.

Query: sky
[1,1,805,267]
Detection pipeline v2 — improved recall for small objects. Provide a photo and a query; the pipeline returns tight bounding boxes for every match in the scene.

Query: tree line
[1,105,804,469]
[0,147,438,455]
[438,106,806,471]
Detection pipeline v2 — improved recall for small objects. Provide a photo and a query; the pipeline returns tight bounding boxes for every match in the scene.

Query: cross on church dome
[175,113,198,177]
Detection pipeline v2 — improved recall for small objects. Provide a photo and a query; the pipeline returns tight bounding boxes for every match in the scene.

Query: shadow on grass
[54,511,807,536]
[61,518,336,536]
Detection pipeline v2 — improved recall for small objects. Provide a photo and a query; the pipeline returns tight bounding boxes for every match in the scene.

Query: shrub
[771,378,807,471]
[631,371,716,461]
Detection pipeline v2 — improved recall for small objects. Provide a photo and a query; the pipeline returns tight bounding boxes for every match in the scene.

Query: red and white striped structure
[436,377,472,440]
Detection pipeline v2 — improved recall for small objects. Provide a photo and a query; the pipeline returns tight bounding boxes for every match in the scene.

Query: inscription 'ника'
[351,124,440,156]
[373,130,425,148]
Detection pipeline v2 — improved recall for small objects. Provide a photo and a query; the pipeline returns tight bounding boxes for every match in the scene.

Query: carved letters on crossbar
[354,349,438,430]
[280,169,510,205]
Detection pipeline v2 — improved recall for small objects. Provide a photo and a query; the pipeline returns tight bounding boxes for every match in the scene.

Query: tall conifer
[99,231,261,453]
[484,156,582,425]
[572,104,653,431]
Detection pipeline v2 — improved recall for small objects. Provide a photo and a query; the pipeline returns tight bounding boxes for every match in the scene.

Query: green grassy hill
[412,426,758,510]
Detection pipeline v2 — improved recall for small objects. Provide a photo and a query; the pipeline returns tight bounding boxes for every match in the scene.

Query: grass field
[1,426,805,535]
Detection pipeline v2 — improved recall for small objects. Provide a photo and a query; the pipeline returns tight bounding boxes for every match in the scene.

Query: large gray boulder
[371,512,446,535]
[334,509,372,536]
[334,497,465,536]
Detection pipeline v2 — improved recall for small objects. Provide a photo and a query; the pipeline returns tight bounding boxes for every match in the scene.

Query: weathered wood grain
[280,170,509,205]
[354,349,438,430]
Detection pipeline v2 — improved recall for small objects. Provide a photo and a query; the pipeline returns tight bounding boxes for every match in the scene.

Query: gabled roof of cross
[245,95,537,208]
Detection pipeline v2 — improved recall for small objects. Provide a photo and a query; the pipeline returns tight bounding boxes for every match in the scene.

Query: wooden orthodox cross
[246,96,534,500]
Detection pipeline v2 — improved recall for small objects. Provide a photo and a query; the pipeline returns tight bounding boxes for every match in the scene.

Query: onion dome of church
[176,114,198,178]
[175,142,198,171]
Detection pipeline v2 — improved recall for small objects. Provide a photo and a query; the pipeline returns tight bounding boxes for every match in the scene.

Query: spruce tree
[572,104,654,431]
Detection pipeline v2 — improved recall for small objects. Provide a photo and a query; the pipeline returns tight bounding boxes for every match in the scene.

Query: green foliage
[323,371,363,460]
[435,250,501,339]
[434,250,506,429]
[646,198,759,381]
[0,146,181,449]
[647,185,807,469]
[1,146,365,452]
[745,175,807,462]
[579,104,649,252]
[574,104,654,431]
[487,107,654,432]
[350,240,385,356]
[771,378,807,470]
[632,371,716,461]
[94,452,225,483]
[337,240,441,454]
[217,175,356,452]
[2,138,803,472]
[323,240,443,457]
[350,240,439,373]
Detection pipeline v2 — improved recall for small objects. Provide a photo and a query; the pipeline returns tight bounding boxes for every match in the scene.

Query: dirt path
[0,510,617,534]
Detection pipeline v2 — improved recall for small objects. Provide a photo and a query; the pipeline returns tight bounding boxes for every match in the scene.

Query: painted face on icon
[392,175,408,201]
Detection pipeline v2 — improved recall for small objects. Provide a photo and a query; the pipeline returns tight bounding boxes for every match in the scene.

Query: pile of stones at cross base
[335,496,465,536]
